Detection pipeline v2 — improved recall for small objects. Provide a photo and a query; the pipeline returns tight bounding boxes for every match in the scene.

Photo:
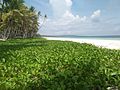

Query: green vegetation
[0,1,119,90]
[0,0,46,39]
[0,38,120,90]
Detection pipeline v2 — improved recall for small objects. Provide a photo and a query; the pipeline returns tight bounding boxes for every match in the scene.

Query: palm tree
[0,0,45,39]
[29,6,35,12]
[39,14,47,29]
[0,0,25,39]
[3,0,24,12]
[0,0,4,37]
[0,9,24,39]
[0,0,3,22]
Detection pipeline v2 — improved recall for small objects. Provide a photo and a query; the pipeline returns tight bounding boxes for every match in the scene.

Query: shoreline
[44,37,120,50]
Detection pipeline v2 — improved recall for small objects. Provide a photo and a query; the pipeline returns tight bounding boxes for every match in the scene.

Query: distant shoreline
[41,35,120,38]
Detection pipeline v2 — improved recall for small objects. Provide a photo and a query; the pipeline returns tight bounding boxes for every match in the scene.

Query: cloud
[65,0,72,7]
[91,10,101,22]
[62,10,80,21]
[40,9,101,35]
[49,0,87,21]
[26,0,120,36]
[50,0,72,18]
[39,1,120,36]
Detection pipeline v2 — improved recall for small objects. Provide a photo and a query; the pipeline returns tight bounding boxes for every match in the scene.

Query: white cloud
[80,16,87,22]
[39,1,120,36]
[40,16,120,36]
[91,10,101,18]
[65,0,72,7]
[50,0,72,18]
[62,10,80,21]
[91,10,101,22]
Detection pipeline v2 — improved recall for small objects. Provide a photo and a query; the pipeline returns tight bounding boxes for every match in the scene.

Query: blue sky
[25,0,120,36]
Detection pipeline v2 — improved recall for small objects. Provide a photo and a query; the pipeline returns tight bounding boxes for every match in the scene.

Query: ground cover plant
[0,38,120,90]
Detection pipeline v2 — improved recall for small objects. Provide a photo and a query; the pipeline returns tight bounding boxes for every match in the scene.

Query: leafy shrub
[0,38,120,90]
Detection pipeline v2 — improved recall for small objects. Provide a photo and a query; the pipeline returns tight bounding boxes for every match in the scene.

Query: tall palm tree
[0,0,3,22]
[0,9,24,39]
[39,14,47,29]
[29,6,35,12]
[0,0,25,39]
[0,0,44,39]
[0,0,3,36]
[0,0,24,14]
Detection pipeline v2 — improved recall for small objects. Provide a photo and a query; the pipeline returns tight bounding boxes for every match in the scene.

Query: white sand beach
[44,37,120,50]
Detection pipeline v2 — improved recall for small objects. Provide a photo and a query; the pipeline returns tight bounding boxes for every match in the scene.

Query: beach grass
[0,38,120,90]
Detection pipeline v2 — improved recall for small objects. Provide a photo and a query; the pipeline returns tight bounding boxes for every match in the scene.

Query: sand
[44,37,120,50]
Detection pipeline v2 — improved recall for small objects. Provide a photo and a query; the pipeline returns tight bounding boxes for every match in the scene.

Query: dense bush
[0,38,120,90]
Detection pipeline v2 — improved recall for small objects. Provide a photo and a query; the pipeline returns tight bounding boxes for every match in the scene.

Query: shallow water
[53,36,120,40]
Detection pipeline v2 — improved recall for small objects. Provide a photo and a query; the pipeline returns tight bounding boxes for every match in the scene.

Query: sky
[25,0,120,36]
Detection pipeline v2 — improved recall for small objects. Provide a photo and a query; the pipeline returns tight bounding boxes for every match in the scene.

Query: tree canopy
[0,0,46,39]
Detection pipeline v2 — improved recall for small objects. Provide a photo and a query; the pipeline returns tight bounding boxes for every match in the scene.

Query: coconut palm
[0,0,45,39]
[0,9,24,39]
[0,0,3,22]
[0,0,25,39]
[39,14,47,29]
[2,0,24,12]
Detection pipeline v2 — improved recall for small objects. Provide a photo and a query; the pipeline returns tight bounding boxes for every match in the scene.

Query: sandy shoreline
[44,37,120,50]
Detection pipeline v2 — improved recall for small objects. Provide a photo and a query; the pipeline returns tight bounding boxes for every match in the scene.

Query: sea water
[55,35,120,40]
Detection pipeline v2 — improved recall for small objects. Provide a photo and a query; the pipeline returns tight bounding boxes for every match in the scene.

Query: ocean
[53,35,120,40]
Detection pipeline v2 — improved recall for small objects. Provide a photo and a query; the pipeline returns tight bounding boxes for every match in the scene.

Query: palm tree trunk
[2,28,9,40]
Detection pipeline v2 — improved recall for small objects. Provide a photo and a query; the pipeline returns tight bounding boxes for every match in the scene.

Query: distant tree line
[0,0,47,39]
